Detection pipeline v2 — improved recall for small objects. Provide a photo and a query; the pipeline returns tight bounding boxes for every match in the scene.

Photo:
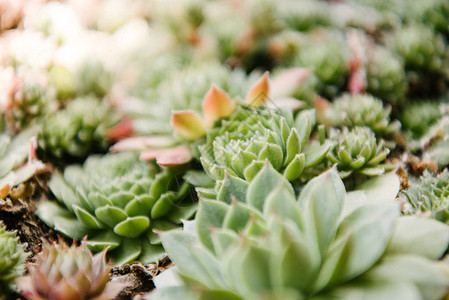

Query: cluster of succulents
[1,0,449,299]
[151,167,449,299]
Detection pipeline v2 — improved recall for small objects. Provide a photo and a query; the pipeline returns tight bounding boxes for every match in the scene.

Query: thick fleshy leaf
[283,153,305,181]
[211,229,240,258]
[304,141,332,168]
[203,86,234,126]
[196,199,228,251]
[138,239,166,263]
[239,244,273,294]
[258,143,284,171]
[223,202,257,233]
[386,216,449,259]
[319,202,400,289]
[95,205,128,228]
[171,111,207,140]
[49,172,80,213]
[217,173,249,204]
[243,160,265,182]
[298,168,345,259]
[124,195,153,217]
[284,128,301,166]
[73,205,104,229]
[113,216,150,238]
[110,239,142,265]
[263,185,302,227]
[295,109,316,148]
[151,192,176,219]
[141,145,193,166]
[271,68,311,99]
[86,231,122,252]
[247,164,293,211]
[110,136,176,152]
[245,72,270,107]
[161,230,221,289]
[355,172,400,202]
[363,255,449,300]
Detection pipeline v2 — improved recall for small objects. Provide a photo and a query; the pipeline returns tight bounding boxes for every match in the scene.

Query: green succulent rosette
[327,126,391,179]
[365,46,407,104]
[151,166,449,300]
[402,171,449,224]
[0,222,27,292]
[198,106,331,185]
[38,152,196,265]
[40,97,119,159]
[401,101,443,139]
[318,94,400,136]
[280,0,333,32]
[422,117,449,169]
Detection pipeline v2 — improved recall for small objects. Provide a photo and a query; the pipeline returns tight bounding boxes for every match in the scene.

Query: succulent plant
[388,24,448,75]
[327,126,391,179]
[150,166,449,300]
[37,152,196,265]
[17,239,126,300]
[404,0,449,35]
[0,222,27,292]
[402,171,449,224]
[199,105,331,185]
[39,97,119,159]
[422,117,449,169]
[401,101,443,139]
[316,94,400,136]
[293,30,350,97]
[365,46,407,104]
[280,0,333,32]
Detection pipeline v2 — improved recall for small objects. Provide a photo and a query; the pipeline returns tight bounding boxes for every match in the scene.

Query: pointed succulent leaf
[113,217,151,238]
[151,192,176,219]
[247,164,294,211]
[217,173,249,204]
[86,231,122,252]
[196,199,229,252]
[386,216,449,259]
[285,128,302,165]
[95,206,128,228]
[73,205,104,229]
[355,172,400,202]
[203,86,234,126]
[243,160,265,182]
[171,110,206,140]
[258,143,283,170]
[298,168,345,259]
[283,153,305,181]
[246,72,270,107]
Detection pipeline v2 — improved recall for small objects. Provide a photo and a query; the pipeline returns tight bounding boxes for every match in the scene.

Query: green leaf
[124,195,154,217]
[217,173,249,204]
[73,205,104,229]
[355,172,400,202]
[149,220,178,244]
[223,202,257,233]
[283,153,305,181]
[239,244,273,294]
[161,230,221,289]
[48,172,79,213]
[247,164,294,211]
[363,255,449,300]
[196,199,228,252]
[264,184,302,227]
[258,143,284,170]
[86,231,122,252]
[139,238,166,263]
[109,192,135,208]
[95,205,128,228]
[114,216,150,238]
[53,215,90,240]
[304,141,332,168]
[322,202,400,288]
[211,229,240,258]
[386,216,449,259]
[298,169,345,259]
[295,109,315,148]
[284,128,302,166]
[199,290,243,300]
[243,160,265,182]
[151,192,176,219]
[166,200,198,223]
[183,170,215,187]
[110,238,142,265]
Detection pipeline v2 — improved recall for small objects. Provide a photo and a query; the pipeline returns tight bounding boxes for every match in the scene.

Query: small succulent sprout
[37,152,196,265]
[402,171,449,224]
[17,239,127,300]
[327,126,391,178]
[39,97,119,159]
[199,105,331,185]
[316,94,400,136]
[0,222,27,291]
[151,166,449,299]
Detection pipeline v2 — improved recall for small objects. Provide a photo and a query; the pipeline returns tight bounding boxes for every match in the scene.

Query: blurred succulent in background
[388,24,448,77]
[151,167,449,300]
[0,127,46,199]
[365,46,407,103]
[0,222,26,292]
[279,0,333,32]
[421,117,449,169]
[401,101,443,139]
[327,126,391,179]
[38,152,196,265]
[402,171,449,224]
[17,239,127,300]
[316,94,400,136]
[39,97,119,160]
[403,0,449,35]
[293,30,350,97]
